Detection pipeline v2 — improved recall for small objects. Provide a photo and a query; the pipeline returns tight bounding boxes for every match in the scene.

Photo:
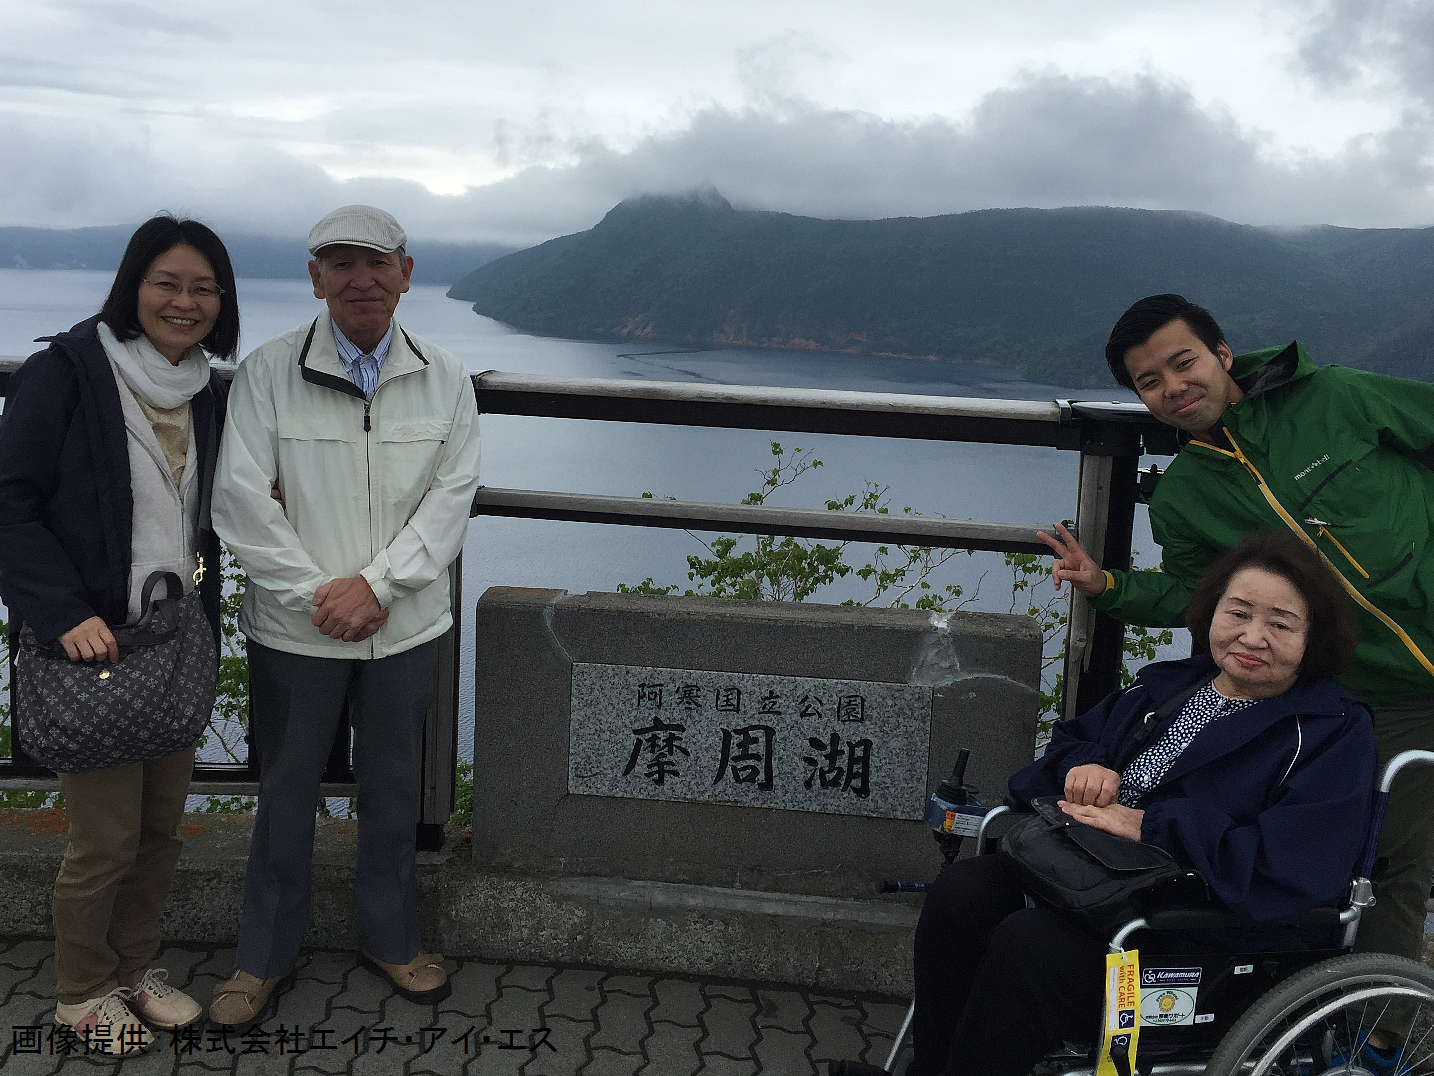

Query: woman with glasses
[0,215,237,1049]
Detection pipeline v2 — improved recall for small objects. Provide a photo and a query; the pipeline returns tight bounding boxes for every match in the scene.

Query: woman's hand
[1064,763,1121,806]
[1037,522,1107,597]
[57,616,119,662]
[1058,800,1145,841]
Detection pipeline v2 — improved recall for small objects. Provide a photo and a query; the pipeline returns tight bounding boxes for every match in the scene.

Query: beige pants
[53,745,194,1005]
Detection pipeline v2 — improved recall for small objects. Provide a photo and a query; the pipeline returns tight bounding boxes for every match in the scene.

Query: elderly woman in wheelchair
[840,530,1434,1076]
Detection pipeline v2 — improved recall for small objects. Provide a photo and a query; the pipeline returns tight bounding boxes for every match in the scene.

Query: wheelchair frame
[881,749,1434,1076]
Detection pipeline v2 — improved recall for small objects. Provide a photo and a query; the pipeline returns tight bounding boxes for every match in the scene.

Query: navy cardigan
[1010,656,1377,927]
[0,315,227,644]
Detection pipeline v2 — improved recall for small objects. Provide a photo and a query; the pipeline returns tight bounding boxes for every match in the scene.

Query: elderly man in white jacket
[208,206,481,1028]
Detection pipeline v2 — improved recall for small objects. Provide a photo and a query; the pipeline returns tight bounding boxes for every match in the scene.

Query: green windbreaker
[1094,341,1434,706]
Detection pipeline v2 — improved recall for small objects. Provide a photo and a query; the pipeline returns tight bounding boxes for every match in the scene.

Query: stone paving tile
[326,965,393,1019]
[382,995,448,1037]
[294,951,355,986]
[580,1048,645,1076]
[650,978,704,1027]
[752,989,809,1033]
[696,994,757,1058]
[517,1013,586,1076]
[542,969,603,1023]
[441,961,506,1021]
[0,961,42,1004]
[16,951,55,996]
[862,998,910,1038]
[291,1041,359,1074]
[635,1020,701,1076]
[2,1053,68,1076]
[598,975,651,998]
[482,981,551,1056]
[498,964,552,993]
[268,974,341,1025]
[587,990,651,1054]
[693,1055,757,1076]
[806,1000,867,1066]
[184,949,236,993]
[753,1026,815,1075]
[466,1037,530,1076]
[0,939,51,968]
[155,945,213,984]
[702,982,753,1003]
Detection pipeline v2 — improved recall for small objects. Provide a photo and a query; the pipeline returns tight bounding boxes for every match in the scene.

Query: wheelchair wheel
[1206,952,1434,1076]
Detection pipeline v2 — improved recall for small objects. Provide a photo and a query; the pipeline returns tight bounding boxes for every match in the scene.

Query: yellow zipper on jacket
[1304,518,1369,578]
[1205,432,1434,680]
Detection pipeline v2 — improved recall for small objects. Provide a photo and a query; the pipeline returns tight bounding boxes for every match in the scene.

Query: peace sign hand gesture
[1037,522,1108,598]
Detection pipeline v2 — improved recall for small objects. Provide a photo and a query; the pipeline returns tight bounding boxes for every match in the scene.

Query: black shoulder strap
[1113,674,1216,772]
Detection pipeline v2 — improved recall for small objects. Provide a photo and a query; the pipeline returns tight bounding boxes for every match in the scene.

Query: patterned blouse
[1117,682,1257,807]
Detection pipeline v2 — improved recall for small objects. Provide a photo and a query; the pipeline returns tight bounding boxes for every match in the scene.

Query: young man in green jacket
[1042,294,1434,997]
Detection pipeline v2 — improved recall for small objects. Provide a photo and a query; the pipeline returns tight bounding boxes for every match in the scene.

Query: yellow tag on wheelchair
[1098,949,1140,1076]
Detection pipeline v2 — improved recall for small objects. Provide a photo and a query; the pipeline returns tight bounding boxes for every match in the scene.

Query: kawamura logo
[1294,454,1331,482]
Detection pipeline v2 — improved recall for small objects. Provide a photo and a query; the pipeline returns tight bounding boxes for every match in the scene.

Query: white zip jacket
[212,312,481,659]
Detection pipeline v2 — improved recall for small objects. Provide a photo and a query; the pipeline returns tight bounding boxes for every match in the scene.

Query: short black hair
[1104,294,1225,390]
[99,215,240,360]
[1186,529,1360,679]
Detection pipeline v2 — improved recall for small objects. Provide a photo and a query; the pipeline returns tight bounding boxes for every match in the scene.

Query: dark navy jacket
[1010,656,1377,927]
[0,316,227,644]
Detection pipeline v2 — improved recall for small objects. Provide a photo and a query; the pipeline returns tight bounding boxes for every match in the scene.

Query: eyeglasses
[143,277,224,300]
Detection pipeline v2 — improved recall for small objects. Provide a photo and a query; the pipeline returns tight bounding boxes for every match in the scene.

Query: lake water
[0,269,1173,768]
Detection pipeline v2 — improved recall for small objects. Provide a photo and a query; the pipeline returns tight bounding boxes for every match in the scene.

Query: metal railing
[0,357,1174,827]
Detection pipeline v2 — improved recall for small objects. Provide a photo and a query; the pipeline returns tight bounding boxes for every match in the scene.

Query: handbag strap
[1112,674,1216,773]
[137,570,185,613]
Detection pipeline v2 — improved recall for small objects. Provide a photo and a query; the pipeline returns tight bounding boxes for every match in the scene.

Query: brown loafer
[358,949,451,1005]
[209,969,290,1031]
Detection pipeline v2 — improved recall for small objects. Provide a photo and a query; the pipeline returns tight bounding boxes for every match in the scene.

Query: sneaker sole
[206,969,294,1033]
[357,952,452,1005]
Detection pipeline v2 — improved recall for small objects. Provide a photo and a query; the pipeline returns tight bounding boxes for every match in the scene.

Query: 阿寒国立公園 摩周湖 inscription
[568,663,933,820]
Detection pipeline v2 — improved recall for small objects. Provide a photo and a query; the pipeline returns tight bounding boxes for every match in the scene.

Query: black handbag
[998,677,1214,935]
[999,796,1205,935]
[14,570,218,773]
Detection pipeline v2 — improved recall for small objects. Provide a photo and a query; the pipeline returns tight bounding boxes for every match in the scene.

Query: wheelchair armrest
[1142,904,1342,933]
[976,803,1032,854]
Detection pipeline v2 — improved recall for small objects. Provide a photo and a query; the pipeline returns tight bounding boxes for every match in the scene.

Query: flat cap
[307,205,407,256]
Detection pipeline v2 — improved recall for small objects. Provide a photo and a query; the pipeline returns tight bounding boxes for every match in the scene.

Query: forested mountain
[449,191,1434,387]
[1,226,513,286]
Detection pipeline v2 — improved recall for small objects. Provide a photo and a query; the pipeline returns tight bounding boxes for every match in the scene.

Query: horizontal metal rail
[473,487,1058,554]
[0,775,356,798]
[0,360,1170,456]
[469,371,1171,455]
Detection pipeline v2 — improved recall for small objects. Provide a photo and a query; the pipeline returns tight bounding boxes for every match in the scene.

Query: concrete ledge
[0,809,920,995]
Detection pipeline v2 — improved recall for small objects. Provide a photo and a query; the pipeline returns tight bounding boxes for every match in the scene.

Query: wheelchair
[875,749,1434,1076]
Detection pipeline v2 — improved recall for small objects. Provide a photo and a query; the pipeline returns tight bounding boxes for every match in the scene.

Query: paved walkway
[0,938,909,1075]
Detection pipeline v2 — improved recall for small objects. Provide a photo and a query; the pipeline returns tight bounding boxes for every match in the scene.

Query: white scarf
[98,321,211,409]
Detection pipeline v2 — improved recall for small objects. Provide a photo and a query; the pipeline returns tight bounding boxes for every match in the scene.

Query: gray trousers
[235,639,438,977]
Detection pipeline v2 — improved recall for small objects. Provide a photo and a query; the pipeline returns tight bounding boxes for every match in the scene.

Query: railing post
[1062,452,1110,722]
[1064,449,1140,718]
[417,554,462,848]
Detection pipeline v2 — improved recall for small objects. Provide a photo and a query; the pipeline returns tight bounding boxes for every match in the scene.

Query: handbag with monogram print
[13,570,217,773]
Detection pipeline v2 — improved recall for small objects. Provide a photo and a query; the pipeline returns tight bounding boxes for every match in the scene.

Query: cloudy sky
[2,0,1432,245]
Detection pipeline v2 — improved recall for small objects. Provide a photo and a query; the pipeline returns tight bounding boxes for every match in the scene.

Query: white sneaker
[126,968,202,1029]
[54,987,152,1055]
